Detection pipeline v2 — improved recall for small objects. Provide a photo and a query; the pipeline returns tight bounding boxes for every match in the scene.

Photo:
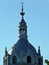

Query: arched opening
[23,29,25,34]
[38,58,41,65]
[27,55,31,63]
[13,56,17,63]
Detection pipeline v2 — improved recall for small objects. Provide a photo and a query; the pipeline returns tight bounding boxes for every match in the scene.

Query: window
[38,58,41,65]
[13,56,17,63]
[27,56,31,63]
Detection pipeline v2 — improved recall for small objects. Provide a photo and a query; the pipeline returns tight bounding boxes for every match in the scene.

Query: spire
[38,46,41,56]
[5,47,7,55]
[19,3,27,39]
[20,2,25,19]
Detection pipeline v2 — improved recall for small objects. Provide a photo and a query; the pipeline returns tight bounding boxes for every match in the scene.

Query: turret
[5,47,8,57]
[38,46,43,65]
[38,46,41,57]
[3,47,10,65]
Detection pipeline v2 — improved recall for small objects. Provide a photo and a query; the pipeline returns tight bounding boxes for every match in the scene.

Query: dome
[9,38,37,56]
[3,4,43,65]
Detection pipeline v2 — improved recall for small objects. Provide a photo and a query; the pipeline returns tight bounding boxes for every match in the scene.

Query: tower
[3,3,43,65]
[19,2,27,39]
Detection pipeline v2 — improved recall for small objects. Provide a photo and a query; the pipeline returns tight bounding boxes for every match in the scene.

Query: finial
[21,2,23,12]
[38,46,41,56]
[20,2,25,19]
[38,46,40,50]
[5,47,8,56]
[5,47,7,51]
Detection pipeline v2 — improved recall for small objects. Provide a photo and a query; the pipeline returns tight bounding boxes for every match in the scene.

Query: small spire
[38,46,41,56]
[22,2,23,13]
[20,2,25,19]
[5,47,8,56]
[38,46,40,50]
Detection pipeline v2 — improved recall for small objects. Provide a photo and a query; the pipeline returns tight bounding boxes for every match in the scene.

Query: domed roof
[9,38,37,56]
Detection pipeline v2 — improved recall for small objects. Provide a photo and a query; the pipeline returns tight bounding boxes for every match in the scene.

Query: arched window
[13,56,17,63]
[27,55,31,63]
[38,58,41,65]
[23,29,25,34]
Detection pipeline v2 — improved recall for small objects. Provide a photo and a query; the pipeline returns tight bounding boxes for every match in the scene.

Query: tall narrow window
[27,56,31,63]
[13,56,17,63]
[38,58,41,65]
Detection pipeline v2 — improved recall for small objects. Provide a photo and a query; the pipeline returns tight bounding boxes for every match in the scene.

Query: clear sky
[0,0,49,65]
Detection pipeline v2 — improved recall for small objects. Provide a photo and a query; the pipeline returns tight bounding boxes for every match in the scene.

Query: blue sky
[0,0,49,65]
